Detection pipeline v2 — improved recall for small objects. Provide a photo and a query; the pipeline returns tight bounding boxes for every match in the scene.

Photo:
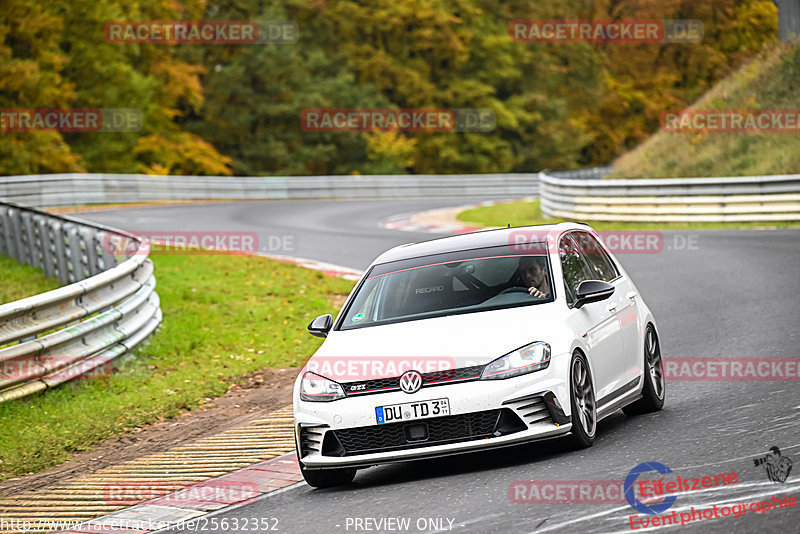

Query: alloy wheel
[646,327,665,400]
[572,357,596,437]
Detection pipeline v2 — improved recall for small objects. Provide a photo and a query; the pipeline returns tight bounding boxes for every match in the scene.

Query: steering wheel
[498,287,532,295]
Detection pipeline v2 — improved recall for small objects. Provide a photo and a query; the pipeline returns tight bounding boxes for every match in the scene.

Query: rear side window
[572,231,619,282]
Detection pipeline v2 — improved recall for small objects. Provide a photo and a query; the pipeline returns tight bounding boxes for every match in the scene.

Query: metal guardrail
[545,167,613,180]
[0,173,540,208]
[0,201,161,402]
[540,169,800,222]
[0,167,796,404]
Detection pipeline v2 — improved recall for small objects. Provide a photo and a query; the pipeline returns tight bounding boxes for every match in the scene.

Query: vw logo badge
[399,370,423,394]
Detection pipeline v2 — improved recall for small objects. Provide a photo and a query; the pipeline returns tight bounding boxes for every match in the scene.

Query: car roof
[373,222,592,264]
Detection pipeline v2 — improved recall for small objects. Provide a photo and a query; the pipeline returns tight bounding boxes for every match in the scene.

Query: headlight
[481,342,551,380]
[300,371,346,402]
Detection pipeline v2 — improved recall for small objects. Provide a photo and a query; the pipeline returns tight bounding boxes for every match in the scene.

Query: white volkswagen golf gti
[293,223,665,487]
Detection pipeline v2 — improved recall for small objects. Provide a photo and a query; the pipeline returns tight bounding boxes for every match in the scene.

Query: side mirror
[307,314,333,338]
[574,280,615,309]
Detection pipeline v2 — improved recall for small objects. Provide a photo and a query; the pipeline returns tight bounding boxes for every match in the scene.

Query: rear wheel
[623,325,665,416]
[299,459,356,488]
[568,351,596,449]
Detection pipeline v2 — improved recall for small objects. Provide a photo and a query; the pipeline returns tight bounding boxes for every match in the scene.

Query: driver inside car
[513,255,551,298]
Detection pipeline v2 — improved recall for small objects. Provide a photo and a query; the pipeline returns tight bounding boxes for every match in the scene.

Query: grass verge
[457,199,800,230]
[0,252,354,480]
[0,255,61,304]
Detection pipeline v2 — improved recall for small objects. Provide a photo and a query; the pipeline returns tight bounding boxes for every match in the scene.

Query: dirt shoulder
[0,367,299,498]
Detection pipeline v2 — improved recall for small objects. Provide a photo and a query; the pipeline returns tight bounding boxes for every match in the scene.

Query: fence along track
[2,168,797,401]
[540,169,800,222]
[0,201,161,403]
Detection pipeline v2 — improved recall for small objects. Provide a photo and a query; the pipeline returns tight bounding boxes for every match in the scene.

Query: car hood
[306,305,561,381]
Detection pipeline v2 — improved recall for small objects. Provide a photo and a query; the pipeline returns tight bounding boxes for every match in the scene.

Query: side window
[559,234,593,306]
[573,232,619,282]
[344,276,385,326]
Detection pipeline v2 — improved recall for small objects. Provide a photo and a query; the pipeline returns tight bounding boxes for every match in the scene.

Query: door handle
[606,301,617,312]
[626,291,638,300]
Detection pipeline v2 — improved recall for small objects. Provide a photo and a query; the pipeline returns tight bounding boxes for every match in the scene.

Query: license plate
[375,398,450,425]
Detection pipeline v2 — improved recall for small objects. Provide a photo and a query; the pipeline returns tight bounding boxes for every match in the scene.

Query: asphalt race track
[79,199,800,534]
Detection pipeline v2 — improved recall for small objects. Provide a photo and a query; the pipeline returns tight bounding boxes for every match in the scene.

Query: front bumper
[294,356,572,469]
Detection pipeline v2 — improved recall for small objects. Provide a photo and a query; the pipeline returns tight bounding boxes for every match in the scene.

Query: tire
[623,324,665,416]
[299,459,356,488]
[568,351,596,449]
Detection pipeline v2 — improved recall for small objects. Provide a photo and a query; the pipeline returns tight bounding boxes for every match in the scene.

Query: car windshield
[339,245,553,330]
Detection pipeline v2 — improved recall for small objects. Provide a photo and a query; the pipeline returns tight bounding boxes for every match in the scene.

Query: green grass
[611,41,800,178]
[0,255,61,304]
[457,198,800,230]
[0,253,354,480]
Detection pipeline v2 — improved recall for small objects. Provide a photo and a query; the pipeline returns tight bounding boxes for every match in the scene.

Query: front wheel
[568,351,596,449]
[623,324,665,416]
[299,459,356,488]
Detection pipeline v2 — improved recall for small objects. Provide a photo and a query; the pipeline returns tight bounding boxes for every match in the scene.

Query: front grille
[422,367,483,385]
[342,365,484,397]
[325,408,523,456]
[344,377,400,395]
